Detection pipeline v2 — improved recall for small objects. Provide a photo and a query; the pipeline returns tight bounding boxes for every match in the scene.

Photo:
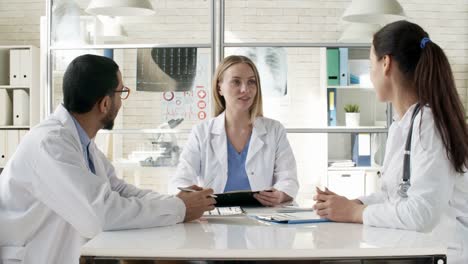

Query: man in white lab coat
[0,54,216,264]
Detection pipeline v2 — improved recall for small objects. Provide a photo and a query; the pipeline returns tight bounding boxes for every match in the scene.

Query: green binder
[327,48,340,86]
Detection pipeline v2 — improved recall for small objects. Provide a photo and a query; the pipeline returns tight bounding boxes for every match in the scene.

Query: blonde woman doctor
[170,55,299,206]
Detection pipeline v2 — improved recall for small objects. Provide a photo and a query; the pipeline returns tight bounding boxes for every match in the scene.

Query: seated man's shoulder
[28,119,78,146]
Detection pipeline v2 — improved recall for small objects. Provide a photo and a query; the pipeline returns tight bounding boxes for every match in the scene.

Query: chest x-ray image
[228,47,288,97]
[137,48,197,92]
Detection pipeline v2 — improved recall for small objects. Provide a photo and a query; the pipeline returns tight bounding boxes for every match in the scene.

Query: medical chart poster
[159,52,209,122]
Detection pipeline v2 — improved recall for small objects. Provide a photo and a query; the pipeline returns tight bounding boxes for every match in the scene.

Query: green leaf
[344,104,360,113]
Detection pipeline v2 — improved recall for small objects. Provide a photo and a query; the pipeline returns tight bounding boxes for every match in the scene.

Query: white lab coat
[0,105,186,264]
[358,104,468,263]
[169,112,299,198]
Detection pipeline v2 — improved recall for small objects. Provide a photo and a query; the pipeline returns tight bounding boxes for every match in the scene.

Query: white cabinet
[365,170,381,196]
[327,170,365,199]
[0,45,39,169]
[326,169,381,199]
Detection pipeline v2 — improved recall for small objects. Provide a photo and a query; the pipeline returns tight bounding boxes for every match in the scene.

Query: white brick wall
[0,0,44,46]
[1,0,467,194]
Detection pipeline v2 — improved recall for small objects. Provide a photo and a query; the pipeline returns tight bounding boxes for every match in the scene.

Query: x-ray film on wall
[226,47,288,97]
[137,48,197,92]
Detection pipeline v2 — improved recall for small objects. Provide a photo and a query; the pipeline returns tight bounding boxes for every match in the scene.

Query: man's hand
[253,188,292,207]
[176,186,216,222]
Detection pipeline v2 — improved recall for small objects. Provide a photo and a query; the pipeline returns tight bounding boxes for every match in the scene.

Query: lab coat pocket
[0,246,25,264]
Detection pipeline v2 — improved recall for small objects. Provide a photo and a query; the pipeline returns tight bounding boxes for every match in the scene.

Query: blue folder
[339,48,348,86]
[327,88,337,126]
[352,133,371,166]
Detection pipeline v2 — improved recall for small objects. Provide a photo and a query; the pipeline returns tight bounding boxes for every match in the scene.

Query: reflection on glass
[52,0,95,45]
[51,0,211,46]
[198,220,296,250]
[226,47,288,97]
[137,48,198,92]
[51,48,211,127]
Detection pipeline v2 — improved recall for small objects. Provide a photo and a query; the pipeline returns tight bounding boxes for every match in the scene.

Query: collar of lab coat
[210,112,267,175]
[393,103,419,129]
[210,111,267,136]
[51,104,87,154]
[51,104,102,175]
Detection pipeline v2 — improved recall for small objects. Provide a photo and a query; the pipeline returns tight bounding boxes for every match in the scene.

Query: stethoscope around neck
[397,103,422,198]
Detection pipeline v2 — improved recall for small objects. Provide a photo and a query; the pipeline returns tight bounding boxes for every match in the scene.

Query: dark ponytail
[373,20,468,174]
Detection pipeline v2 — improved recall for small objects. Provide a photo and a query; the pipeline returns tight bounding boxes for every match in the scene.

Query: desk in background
[81,208,447,263]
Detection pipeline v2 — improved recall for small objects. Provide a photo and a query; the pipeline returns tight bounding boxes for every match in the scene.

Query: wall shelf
[327,85,374,90]
[286,127,388,134]
[49,43,212,50]
[328,166,382,172]
[223,42,371,48]
[0,45,39,168]
[97,129,192,135]
[0,85,30,89]
[0,126,30,130]
[96,127,388,135]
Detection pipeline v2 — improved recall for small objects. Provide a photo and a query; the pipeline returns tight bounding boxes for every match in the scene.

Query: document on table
[254,211,331,224]
[203,206,245,217]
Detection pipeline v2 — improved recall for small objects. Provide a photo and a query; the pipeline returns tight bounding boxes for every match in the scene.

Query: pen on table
[177,187,218,198]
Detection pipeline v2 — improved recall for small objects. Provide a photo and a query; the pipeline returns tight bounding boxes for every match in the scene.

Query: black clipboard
[214,190,263,207]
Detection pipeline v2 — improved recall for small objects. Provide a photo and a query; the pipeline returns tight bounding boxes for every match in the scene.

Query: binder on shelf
[6,130,19,161]
[352,133,371,166]
[327,88,337,126]
[9,49,21,86]
[0,89,13,125]
[0,130,7,167]
[20,49,31,87]
[339,48,348,86]
[0,49,9,85]
[13,89,29,126]
[326,48,340,86]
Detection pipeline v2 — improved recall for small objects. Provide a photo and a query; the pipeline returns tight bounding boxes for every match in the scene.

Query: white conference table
[81,207,447,263]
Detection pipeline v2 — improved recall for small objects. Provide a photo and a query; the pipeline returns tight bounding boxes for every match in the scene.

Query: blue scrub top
[224,135,252,192]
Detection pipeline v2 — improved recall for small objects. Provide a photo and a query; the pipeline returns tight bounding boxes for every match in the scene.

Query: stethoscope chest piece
[398,181,410,198]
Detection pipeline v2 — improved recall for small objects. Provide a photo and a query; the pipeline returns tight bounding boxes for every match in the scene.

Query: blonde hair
[212,55,263,123]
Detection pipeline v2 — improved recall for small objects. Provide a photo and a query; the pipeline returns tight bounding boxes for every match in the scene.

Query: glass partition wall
[45,0,391,202]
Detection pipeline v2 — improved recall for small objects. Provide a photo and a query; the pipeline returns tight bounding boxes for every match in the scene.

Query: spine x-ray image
[137,48,197,92]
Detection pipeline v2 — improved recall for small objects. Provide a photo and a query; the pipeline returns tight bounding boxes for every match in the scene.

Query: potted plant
[344,104,360,127]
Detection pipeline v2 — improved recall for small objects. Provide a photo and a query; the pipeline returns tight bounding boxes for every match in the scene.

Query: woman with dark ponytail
[314,20,468,263]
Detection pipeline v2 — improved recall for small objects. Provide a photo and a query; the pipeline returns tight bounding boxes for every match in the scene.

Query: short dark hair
[63,54,119,113]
